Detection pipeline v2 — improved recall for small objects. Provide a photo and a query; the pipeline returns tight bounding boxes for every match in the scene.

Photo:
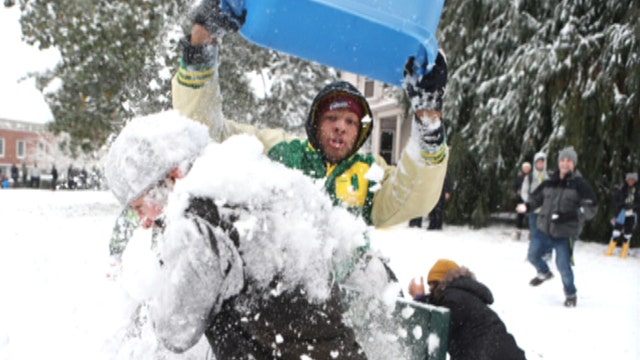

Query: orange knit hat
[427,259,460,283]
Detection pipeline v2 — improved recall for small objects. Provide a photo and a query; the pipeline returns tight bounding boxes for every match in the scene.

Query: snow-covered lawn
[0,189,638,359]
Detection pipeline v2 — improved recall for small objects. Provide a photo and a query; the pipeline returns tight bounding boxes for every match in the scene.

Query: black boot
[564,295,577,307]
[529,272,553,286]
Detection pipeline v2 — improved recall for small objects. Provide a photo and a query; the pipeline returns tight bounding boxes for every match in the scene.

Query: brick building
[0,118,56,184]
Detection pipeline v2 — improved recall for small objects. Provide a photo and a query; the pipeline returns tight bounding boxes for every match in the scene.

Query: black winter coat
[612,182,640,214]
[528,170,598,238]
[429,268,526,360]
[186,197,366,360]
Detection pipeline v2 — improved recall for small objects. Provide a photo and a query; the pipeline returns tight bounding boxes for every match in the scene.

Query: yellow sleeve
[172,68,297,152]
[172,69,226,142]
[370,140,448,228]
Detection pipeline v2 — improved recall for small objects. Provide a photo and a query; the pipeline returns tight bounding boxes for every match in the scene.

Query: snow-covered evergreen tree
[10,0,333,153]
[440,0,639,240]
[7,0,638,241]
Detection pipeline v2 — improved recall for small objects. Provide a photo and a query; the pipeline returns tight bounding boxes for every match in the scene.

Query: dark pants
[30,176,40,189]
[428,198,445,230]
[410,195,447,230]
[612,210,637,243]
[409,217,423,228]
[516,210,527,229]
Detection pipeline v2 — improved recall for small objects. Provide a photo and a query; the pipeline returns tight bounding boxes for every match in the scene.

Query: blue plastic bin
[223,0,444,86]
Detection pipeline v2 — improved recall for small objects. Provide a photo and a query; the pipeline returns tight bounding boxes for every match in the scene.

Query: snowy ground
[0,189,638,359]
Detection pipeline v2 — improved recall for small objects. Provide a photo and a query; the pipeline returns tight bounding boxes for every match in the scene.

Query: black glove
[404,50,448,111]
[192,0,246,37]
[181,35,219,65]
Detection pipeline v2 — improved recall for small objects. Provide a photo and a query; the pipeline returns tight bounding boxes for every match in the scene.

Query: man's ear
[168,167,186,182]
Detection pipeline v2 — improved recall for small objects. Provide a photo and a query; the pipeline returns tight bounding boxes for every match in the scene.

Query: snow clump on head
[105,110,210,206]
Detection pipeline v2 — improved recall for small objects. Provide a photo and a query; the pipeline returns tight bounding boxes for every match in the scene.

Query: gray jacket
[528,170,598,238]
[521,169,549,203]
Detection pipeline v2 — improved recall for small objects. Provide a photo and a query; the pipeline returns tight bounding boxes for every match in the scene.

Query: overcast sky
[0,6,59,124]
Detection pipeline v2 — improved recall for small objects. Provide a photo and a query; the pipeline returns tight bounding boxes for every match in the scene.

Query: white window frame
[364,79,375,98]
[0,138,5,158]
[379,130,395,165]
[17,140,26,159]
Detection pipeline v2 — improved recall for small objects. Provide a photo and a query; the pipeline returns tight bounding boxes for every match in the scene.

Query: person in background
[51,165,58,191]
[514,162,532,240]
[521,152,552,260]
[428,173,452,230]
[0,171,9,189]
[67,165,76,190]
[79,167,88,189]
[29,162,41,189]
[408,259,526,360]
[408,174,452,230]
[172,1,449,229]
[606,172,640,258]
[10,163,19,188]
[516,146,598,307]
[21,163,27,186]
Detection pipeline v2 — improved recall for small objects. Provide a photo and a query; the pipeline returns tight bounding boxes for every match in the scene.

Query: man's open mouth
[329,138,344,149]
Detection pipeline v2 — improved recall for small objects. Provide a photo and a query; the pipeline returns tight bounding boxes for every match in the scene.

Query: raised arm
[172,2,292,148]
[370,51,449,227]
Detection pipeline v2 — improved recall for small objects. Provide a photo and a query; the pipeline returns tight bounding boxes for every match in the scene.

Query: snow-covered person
[172,0,449,229]
[408,259,526,360]
[521,152,552,260]
[516,146,598,307]
[104,111,367,359]
[606,172,640,258]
